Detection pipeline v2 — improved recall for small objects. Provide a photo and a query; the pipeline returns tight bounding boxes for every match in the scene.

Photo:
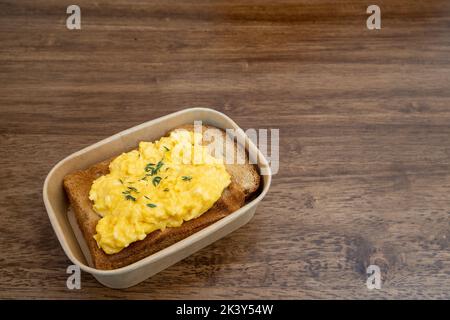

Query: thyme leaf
[152,176,162,186]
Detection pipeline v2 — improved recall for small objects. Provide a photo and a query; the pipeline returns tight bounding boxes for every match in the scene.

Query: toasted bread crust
[63,125,260,270]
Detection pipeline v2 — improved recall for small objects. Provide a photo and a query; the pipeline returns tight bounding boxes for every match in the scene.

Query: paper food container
[43,108,272,288]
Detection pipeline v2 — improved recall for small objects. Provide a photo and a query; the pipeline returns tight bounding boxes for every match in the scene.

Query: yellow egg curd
[89,130,231,254]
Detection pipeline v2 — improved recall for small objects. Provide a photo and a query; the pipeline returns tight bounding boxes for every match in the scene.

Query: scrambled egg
[89,130,231,254]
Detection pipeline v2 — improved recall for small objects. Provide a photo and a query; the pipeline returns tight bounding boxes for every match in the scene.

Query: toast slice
[63,125,260,270]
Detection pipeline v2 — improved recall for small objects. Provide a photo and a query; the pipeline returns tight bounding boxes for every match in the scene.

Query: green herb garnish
[182,176,192,181]
[125,194,136,201]
[145,160,164,175]
[152,176,162,186]
[119,179,124,184]
[144,195,151,200]
[146,203,157,208]
[163,188,169,192]
[163,146,170,151]
[154,161,164,174]
[127,186,139,193]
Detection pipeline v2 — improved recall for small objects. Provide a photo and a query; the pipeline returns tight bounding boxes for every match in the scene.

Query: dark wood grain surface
[1,0,450,299]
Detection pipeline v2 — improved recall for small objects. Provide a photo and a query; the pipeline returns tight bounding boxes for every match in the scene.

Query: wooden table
[1,0,449,299]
